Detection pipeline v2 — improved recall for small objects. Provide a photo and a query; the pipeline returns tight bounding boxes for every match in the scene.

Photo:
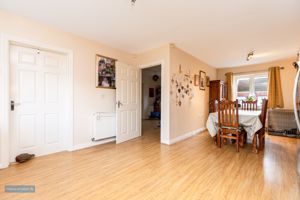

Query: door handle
[11,100,21,111]
[117,101,123,108]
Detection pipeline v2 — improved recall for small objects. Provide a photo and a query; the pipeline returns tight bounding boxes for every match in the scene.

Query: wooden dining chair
[242,100,258,110]
[253,99,268,153]
[217,100,246,152]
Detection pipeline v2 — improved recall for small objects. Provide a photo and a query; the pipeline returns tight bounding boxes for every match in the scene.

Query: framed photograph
[149,88,155,97]
[206,76,210,87]
[194,74,199,86]
[96,54,117,89]
[199,71,206,90]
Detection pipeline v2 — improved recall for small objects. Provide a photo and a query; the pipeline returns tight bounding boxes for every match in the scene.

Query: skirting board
[168,127,206,145]
[71,138,116,151]
[0,163,9,169]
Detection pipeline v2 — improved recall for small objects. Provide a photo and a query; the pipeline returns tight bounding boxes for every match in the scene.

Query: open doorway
[141,65,161,140]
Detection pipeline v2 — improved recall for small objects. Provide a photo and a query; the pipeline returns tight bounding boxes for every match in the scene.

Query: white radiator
[92,112,116,141]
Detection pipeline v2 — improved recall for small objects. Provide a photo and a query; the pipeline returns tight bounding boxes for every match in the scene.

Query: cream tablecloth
[206,110,263,140]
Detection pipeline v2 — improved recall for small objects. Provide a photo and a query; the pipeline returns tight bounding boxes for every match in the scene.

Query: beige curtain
[225,72,233,101]
[268,67,284,108]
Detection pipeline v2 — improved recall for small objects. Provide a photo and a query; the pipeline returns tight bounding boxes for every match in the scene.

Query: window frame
[233,72,268,107]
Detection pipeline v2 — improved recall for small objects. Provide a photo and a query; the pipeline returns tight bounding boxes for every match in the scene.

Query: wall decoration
[194,75,200,86]
[96,54,116,89]
[152,75,159,81]
[170,65,194,106]
[206,76,210,87]
[199,70,206,90]
[149,88,155,97]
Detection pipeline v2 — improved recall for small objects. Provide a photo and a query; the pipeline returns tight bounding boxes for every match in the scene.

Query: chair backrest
[218,100,239,128]
[259,99,268,127]
[242,100,258,110]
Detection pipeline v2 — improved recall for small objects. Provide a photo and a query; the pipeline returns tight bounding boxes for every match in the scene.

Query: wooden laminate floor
[0,120,299,200]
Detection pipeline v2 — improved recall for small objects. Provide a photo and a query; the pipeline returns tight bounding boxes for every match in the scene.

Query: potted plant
[246,95,256,101]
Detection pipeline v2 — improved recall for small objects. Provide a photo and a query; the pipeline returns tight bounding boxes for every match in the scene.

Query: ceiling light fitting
[246,51,254,61]
[131,0,136,6]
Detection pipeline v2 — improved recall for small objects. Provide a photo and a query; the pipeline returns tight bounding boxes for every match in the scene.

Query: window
[234,73,268,107]
[237,78,250,98]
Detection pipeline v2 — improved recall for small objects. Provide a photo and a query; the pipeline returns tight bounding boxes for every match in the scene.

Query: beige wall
[0,10,136,146]
[4,8,294,151]
[0,9,175,151]
[169,46,217,140]
[217,57,297,109]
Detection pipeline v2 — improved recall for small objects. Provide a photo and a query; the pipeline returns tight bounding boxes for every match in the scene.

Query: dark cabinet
[209,80,227,113]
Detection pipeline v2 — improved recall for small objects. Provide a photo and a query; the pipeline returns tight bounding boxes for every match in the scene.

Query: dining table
[206,110,263,152]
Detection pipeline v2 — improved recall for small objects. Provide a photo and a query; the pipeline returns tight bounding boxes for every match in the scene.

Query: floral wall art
[170,65,194,106]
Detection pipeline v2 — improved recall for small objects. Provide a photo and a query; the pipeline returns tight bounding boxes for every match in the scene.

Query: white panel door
[10,45,65,161]
[116,62,141,144]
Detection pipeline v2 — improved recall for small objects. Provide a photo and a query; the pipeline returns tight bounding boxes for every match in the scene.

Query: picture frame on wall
[206,76,210,87]
[96,54,117,89]
[199,70,206,90]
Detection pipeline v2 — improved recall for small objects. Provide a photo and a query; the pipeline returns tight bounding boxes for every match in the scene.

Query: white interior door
[10,45,66,161]
[116,62,141,144]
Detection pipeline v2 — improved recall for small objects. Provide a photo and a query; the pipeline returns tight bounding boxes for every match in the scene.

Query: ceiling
[0,0,299,68]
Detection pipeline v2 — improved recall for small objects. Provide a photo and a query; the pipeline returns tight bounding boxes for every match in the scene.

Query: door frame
[140,60,169,144]
[0,34,74,169]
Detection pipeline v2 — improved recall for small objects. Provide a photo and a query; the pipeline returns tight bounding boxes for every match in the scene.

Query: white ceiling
[0,0,299,68]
